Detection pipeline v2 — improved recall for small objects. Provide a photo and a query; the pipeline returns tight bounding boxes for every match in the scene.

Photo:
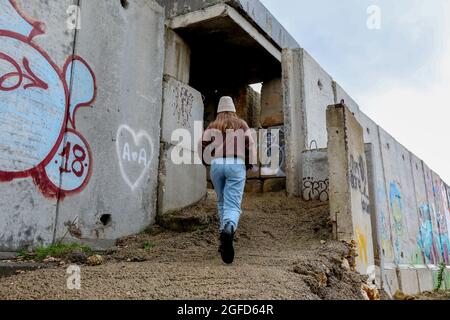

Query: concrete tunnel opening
[166,8,286,193]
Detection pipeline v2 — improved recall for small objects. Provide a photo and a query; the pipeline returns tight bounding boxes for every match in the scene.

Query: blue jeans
[210,158,246,232]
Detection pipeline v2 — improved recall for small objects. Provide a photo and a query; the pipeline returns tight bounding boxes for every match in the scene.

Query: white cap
[217,96,236,113]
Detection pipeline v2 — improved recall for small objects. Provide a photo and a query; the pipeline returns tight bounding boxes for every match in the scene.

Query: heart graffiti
[116,125,154,191]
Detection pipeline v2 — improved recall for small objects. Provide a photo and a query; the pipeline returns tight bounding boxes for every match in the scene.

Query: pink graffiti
[0,0,97,199]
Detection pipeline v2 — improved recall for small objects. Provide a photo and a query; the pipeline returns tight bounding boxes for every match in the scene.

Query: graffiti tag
[350,155,370,214]
[171,84,194,128]
[116,125,154,191]
[302,177,329,202]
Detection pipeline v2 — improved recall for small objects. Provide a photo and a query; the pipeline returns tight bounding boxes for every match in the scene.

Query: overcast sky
[260,0,450,183]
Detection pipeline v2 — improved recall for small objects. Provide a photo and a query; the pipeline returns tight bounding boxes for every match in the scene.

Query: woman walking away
[200,96,256,265]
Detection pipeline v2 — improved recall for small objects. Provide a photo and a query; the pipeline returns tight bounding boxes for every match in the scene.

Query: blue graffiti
[389,182,403,232]
[417,204,436,264]
[0,0,96,197]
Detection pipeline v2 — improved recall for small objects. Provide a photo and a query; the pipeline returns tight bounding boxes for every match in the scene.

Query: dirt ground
[0,191,375,300]
[413,291,450,300]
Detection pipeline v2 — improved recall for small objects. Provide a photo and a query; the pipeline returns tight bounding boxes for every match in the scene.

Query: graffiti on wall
[433,177,450,264]
[350,154,370,213]
[116,125,154,191]
[417,203,441,265]
[260,126,286,177]
[171,83,194,128]
[302,177,329,202]
[0,0,96,198]
[389,181,405,264]
[355,226,369,267]
[446,184,450,212]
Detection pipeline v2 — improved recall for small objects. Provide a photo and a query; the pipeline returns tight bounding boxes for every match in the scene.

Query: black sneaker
[219,222,235,264]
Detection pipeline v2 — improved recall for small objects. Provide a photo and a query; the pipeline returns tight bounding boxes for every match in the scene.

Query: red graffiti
[0,0,97,199]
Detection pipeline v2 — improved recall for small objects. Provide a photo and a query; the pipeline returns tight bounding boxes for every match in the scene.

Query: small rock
[87,254,104,266]
[318,273,328,287]
[362,283,381,300]
[341,258,351,271]
[43,256,60,263]
[66,249,87,264]
[361,288,370,301]
[394,290,415,301]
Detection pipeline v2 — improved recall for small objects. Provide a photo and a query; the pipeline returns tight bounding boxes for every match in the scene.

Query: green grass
[19,243,93,261]
[435,262,446,291]
[142,242,155,251]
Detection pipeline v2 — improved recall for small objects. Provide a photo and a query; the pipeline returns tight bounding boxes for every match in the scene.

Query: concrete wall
[160,76,203,152]
[303,51,335,149]
[322,99,450,294]
[372,127,450,294]
[164,28,190,84]
[158,1,450,295]
[327,104,375,275]
[158,145,206,214]
[299,68,450,294]
[260,126,286,178]
[302,149,329,202]
[333,82,360,115]
[1,0,449,297]
[261,78,283,128]
[158,76,207,215]
[0,0,165,250]
[0,0,77,250]
[281,48,336,196]
[57,0,165,246]
[156,0,299,49]
[281,49,306,196]
[322,98,450,295]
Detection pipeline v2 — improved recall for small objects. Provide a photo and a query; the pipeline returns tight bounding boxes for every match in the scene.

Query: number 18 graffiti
[0,0,96,199]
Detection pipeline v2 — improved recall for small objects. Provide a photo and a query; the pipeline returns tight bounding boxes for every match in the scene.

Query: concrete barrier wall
[158,76,206,215]
[57,0,165,246]
[281,48,335,196]
[378,128,421,266]
[374,129,450,293]
[303,51,335,149]
[156,0,299,49]
[164,28,190,84]
[2,1,449,296]
[327,105,375,275]
[260,78,283,128]
[333,82,360,115]
[319,78,450,294]
[0,0,165,250]
[0,0,77,250]
[315,78,450,295]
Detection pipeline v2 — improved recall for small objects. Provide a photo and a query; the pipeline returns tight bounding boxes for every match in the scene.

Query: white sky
[260,0,450,183]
